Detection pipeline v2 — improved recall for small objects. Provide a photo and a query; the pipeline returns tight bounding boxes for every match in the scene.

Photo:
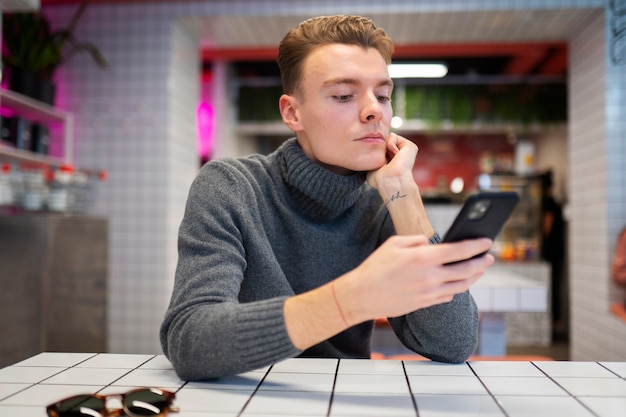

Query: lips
[356,133,385,142]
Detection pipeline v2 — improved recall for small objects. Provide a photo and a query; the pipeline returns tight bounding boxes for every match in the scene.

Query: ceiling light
[388,63,448,78]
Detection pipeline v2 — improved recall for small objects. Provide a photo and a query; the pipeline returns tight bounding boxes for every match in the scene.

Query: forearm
[284,280,357,350]
[377,177,434,238]
[367,133,434,238]
[162,297,300,380]
[286,231,491,356]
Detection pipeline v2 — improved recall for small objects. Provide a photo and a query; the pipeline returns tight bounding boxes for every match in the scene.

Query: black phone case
[442,191,520,263]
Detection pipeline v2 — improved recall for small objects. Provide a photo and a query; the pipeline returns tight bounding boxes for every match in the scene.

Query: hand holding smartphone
[442,191,520,264]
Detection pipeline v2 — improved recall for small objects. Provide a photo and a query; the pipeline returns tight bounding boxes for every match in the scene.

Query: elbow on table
[164,343,229,381]
[160,324,223,380]
[413,323,478,364]
[430,332,478,364]
[422,344,476,364]
[161,326,255,380]
[440,348,475,364]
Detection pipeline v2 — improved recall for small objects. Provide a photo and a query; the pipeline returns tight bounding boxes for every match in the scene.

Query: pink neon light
[196,101,214,159]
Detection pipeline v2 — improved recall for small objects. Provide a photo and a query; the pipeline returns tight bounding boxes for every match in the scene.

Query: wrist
[377,179,434,237]
[330,281,349,327]
[332,272,372,326]
[429,232,442,244]
[376,176,419,205]
[283,277,363,351]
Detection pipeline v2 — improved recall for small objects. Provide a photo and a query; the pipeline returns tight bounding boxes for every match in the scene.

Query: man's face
[283,44,394,175]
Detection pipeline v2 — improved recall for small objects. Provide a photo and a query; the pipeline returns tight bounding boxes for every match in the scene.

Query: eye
[334,95,353,102]
[377,95,391,103]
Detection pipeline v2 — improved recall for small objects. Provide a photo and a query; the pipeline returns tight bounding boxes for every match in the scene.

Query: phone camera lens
[468,200,491,220]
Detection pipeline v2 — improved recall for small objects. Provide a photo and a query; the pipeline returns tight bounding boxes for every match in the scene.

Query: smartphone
[442,191,520,263]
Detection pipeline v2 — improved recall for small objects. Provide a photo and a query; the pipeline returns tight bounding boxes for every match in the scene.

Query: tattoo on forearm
[385,190,407,205]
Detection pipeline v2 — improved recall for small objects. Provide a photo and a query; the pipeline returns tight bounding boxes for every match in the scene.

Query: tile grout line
[400,360,420,417]
[529,361,601,417]
[92,354,160,395]
[597,361,625,379]
[1,353,185,414]
[0,352,101,403]
[236,363,274,417]
[325,358,341,417]
[467,361,510,417]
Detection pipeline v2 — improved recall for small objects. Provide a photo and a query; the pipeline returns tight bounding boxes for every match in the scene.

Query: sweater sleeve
[160,162,300,380]
[388,292,479,362]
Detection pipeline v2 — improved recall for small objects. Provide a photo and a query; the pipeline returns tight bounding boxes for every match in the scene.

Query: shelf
[0,143,66,167]
[235,121,292,136]
[1,88,73,164]
[235,120,566,137]
[0,0,39,12]
[1,88,70,123]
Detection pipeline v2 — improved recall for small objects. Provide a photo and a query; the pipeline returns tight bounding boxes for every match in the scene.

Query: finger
[388,234,431,249]
[386,137,400,157]
[386,148,396,162]
[419,284,469,308]
[436,257,492,287]
[394,134,414,149]
[428,273,482,304]
[444,270,484,289]
[437,238,493,265]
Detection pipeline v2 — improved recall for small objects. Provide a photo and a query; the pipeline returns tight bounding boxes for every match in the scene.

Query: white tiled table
[1,353,625,416]
[471,268,548,355]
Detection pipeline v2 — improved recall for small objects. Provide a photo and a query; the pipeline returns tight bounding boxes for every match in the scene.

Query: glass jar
[47,164,74,212]
[22,167,47,211]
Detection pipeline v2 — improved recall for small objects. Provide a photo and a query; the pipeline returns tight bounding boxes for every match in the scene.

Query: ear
[279,94,303,132]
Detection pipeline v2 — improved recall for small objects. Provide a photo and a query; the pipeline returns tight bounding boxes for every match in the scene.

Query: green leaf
[1,0,108,80]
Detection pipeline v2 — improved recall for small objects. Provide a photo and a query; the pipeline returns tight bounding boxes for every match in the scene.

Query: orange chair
[468,355,554,361]
[384,354,553,361]
[385,354,428,361]
[375,317,391,327]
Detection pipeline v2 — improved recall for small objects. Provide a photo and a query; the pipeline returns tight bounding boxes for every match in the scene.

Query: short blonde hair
[277,15,394,95]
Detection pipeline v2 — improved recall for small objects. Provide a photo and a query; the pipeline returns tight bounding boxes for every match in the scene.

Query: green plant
[2,0,108,81]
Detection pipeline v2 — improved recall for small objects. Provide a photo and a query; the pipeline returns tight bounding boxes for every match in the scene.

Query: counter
[471,263,548,355]
[1,353,625,416]
[0,214,108,368]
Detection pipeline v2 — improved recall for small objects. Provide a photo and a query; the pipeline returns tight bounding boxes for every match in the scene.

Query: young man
[160,15,494,380]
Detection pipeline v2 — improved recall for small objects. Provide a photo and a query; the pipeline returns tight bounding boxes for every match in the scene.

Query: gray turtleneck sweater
[160,138,479,380]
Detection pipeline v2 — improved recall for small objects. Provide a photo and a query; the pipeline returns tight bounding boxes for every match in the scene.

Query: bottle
[72,169,107,214]
[0,163,14,207]
[21,165,47,211]
[47,164,74,212]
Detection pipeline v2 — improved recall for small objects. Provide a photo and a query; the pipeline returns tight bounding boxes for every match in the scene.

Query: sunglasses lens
[52,395,105,417]
[123,388,171,416]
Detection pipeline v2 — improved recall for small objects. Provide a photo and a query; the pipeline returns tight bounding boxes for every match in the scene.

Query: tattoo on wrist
[385,190,407,205]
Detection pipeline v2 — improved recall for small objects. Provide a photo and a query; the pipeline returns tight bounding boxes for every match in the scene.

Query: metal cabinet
[0,214,108,367]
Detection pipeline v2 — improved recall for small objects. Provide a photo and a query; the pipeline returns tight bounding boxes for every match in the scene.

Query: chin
[325,153,386,174]
[349,160,386,173]
[364,156,388,171]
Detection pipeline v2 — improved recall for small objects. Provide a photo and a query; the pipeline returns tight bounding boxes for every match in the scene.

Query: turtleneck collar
[277,138,367,221]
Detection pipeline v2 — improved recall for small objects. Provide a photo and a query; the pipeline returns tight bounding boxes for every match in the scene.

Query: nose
[360,93,383,123]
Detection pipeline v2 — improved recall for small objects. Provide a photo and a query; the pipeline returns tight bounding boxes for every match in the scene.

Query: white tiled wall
[569,7,626,360]
[42,0,624,359]
[45,4,200,353]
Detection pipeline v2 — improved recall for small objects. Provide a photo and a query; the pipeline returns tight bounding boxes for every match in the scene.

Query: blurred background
[1,0,625,367]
